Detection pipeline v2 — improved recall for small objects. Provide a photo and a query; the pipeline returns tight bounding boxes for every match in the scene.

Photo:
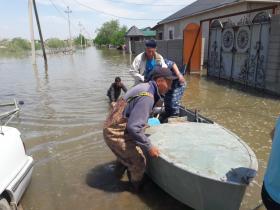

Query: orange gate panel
[183,23,202,73]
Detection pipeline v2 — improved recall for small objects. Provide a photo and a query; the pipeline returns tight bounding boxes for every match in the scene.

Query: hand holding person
[178,74,186,85]
[111,102,116,107]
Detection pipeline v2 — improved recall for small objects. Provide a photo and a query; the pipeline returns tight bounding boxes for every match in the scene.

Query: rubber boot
[127,170,143,193]
[114,161,127,179]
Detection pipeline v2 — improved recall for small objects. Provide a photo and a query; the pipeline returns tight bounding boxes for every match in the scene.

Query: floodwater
[0,47,279,210]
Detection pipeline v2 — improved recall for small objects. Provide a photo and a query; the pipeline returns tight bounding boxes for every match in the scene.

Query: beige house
[149,0,280,94]
[156,0,280,61]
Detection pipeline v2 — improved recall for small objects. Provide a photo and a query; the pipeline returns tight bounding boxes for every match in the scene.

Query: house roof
[141,28,156,37]
[125,26,144,37]
[126,26,156,37]
[158,0,280,25]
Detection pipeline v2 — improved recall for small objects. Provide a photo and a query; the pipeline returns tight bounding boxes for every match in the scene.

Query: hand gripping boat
[145,107,258,210]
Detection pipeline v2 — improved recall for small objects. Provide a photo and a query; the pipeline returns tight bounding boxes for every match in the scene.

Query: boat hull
[146,156,246,210]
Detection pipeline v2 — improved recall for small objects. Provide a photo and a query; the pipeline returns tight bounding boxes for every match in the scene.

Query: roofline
[157,0,279,25]
[125,35,144,37]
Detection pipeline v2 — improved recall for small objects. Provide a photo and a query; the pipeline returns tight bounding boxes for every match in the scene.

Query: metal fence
[134,39,184,68]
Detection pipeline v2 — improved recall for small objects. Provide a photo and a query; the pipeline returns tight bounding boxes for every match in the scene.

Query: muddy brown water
[0,47,279,210]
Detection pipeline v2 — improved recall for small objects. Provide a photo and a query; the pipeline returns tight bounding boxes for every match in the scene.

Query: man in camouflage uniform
[103,67,176,190]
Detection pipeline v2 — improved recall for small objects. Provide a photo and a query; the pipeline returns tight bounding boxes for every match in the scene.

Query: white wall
[163,3,248,40]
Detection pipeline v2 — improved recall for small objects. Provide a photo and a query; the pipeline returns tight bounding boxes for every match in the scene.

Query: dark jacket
[123,81,161,151]
[107,82,127,102]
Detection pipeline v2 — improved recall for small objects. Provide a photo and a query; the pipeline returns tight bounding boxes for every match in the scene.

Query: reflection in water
[86,161,131,193]
[0,47,279,210]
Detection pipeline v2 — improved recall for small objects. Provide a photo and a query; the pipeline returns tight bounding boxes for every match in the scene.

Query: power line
[61,0,93,37]
[71,0,162,20]
[48,0,81,33]
[103,0,186,7]
[48,0,68,19]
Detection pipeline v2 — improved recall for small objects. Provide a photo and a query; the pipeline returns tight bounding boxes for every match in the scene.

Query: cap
[152,66,177,80]
[145,39,157,48]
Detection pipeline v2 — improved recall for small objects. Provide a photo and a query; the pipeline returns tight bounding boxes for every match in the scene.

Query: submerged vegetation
[0,38,40,57]
[0,35,92,57]
[46,38,66,49]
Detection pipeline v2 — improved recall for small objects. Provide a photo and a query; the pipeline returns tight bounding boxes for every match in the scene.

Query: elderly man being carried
[129,39,167,84]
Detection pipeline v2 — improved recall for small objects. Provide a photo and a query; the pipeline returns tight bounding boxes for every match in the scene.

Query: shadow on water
[86,161,193,210]
[86,161,131,192]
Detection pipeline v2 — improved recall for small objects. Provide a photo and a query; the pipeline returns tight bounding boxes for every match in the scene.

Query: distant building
[141,27,156,39]
[125,26,156,53]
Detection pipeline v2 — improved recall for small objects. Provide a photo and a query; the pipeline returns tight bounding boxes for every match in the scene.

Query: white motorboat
[0,100,33,210]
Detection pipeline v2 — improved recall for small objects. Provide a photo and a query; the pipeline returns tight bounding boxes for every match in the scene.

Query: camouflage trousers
[103,99,146,182]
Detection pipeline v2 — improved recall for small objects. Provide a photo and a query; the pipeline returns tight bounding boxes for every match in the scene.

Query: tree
[74,34,86,47]
[46,38,66,49]
[94,20,127,46]
[8,38,31,51]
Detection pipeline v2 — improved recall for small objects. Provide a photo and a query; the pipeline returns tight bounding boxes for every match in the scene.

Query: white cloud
[36,0,193,20]
[0,0,196,39]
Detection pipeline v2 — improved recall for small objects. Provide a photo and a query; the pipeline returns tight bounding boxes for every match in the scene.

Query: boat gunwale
[148,118,258,186]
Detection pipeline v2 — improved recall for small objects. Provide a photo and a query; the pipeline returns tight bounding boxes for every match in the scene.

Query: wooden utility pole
[28,0,36,65]
[65,6,73,51]
[33,0,48,67]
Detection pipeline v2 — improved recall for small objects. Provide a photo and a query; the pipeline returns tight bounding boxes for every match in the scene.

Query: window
[169,30,173,40]
[158,32,163,40]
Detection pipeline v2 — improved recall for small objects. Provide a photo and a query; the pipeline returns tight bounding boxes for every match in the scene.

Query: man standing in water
[262,116,280,210]
[103,67,176,191]
[129,39,167,84]
[107,77,127,107]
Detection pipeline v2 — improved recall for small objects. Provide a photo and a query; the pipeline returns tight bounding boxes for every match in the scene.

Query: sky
[0,0,196,40]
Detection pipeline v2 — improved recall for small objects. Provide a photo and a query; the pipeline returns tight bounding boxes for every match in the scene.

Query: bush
[46,38,66,49]
[7,38,31,52]
[74,34,86,47]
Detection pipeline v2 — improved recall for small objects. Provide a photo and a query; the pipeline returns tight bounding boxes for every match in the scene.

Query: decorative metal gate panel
[208,20,222,77]
[208,12,271,88]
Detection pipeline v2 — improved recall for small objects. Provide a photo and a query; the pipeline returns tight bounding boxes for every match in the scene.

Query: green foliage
[94,20,127,46]
[7,38,31,51]
[46,38,66,49]
[35,41,41,50]
[74,34,86,47]
[0,38,32,57]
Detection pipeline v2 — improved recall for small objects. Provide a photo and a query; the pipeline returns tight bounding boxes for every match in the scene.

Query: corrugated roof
[142,31,156,36]
[125,26,144,37]
[141,29,156,37]
[158,0,240,24]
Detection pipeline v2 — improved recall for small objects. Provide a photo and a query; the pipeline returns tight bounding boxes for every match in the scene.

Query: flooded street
[0,47,279,210]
